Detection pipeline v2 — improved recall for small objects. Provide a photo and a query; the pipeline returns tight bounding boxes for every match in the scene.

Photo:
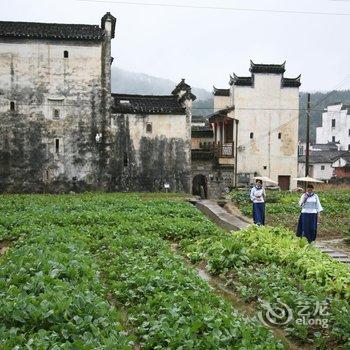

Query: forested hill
[111,68,350,142]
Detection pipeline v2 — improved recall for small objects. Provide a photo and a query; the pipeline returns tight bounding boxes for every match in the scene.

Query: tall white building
[210,61,300,190]
[316,103,350,151]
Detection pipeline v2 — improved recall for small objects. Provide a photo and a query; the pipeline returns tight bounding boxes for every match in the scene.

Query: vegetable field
[230,189,350,240]
[0,193,349,349]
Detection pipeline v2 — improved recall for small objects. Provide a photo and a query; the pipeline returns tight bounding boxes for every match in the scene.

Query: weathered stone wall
[191,159,234,198]
[0,38,110,192]
[109,113,191,192]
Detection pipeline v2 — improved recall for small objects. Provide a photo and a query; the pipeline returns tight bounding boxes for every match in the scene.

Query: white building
[316,103,350,151]
[298,151,340,180]
[210,61,300,190]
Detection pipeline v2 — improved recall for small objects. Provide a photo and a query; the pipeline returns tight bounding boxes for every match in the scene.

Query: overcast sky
[2,0,350,92]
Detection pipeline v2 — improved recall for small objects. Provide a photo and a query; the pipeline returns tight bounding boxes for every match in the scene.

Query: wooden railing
[214,142,234,158]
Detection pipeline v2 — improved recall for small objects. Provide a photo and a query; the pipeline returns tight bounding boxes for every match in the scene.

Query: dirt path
[170,243,314,350]
[0,240,10,256]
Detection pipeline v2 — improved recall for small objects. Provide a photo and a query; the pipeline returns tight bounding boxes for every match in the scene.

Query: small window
[263,166,267,170]
[123,152,128,167]
[348,129,350,136]
[332,136,336,143]
[55,139,60,154]
[321,165,325,170]
[278,132,282,139]
[332,119,336,127]
[250,132,254,139]
[53,109,60,119]
[10,101,15,111]
[64,50,69,58]
[146,123,152,133]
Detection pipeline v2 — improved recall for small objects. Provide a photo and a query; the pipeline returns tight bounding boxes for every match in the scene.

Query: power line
[76,0,350,16]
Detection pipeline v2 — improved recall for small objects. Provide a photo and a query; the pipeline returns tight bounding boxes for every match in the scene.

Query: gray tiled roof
[0,20,104,41]
[282,76,301,87]
[250,60,286,74]
[191,128,213,138]
[112,94,186,115]
[298,150,348,164]
[213,87,230,96]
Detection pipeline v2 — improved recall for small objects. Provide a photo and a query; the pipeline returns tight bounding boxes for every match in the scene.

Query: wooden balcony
[214,142,234,158]
[214,142,234,166]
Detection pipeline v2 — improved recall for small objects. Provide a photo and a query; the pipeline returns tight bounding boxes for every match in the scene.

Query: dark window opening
[10,101,15,111]
[332,119,336,127]
[55,139,60,154]
[123,152,128,167]
[250,132,254,139]
[53,109,60,119]
[64,50,69,58]
[146,123,152,133]
[278,132,282,139]
[332,136,336,143]
[263,166,267,170]
[321,165,325,170]
[348,129,350,136]
[225,120,233,143]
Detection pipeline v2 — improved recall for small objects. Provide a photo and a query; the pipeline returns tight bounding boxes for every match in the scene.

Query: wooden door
[278,175,290,190]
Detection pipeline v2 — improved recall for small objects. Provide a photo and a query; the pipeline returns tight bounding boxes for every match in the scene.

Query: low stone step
[320,249,335,253]
[328,253,348,259]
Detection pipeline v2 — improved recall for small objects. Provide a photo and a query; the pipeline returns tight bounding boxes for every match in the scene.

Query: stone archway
[192,174,208,199]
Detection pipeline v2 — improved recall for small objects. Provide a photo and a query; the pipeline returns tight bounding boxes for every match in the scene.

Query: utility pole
[234,119,239,188]
[305,93,311,177]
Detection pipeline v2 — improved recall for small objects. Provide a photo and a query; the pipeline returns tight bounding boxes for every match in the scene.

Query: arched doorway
[192,174,208,199]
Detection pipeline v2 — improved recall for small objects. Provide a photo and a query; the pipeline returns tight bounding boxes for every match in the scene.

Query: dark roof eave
[250,60,286,74]
[0,21,105,41]
[213,86,230,96]
[208,106,235,122]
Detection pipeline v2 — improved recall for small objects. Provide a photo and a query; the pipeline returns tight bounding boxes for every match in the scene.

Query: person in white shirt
[250,179,266,225]
[296,183,323,243]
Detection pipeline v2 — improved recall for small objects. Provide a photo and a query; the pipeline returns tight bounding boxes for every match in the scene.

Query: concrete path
[191,199,350,265]
[315,241,350,264]
[193,199,249,231]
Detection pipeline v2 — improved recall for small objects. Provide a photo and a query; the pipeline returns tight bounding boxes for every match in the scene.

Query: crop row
[1,193,349,348]
[179,225,350,348]
[0,227,131,349]
[0,194,283,349]
[88,228,282,349]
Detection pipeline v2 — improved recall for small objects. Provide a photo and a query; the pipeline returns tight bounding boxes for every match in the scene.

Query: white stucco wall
[233,73,299,189]
[214,95,230,112]
[113,113,188,151]
[316,103,350,151]
[298,162,334,180]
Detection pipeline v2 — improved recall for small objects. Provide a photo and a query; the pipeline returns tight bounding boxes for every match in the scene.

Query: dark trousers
[253,202,265,225]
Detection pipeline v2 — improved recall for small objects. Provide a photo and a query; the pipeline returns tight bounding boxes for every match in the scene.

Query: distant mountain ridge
[111,67,212,101]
